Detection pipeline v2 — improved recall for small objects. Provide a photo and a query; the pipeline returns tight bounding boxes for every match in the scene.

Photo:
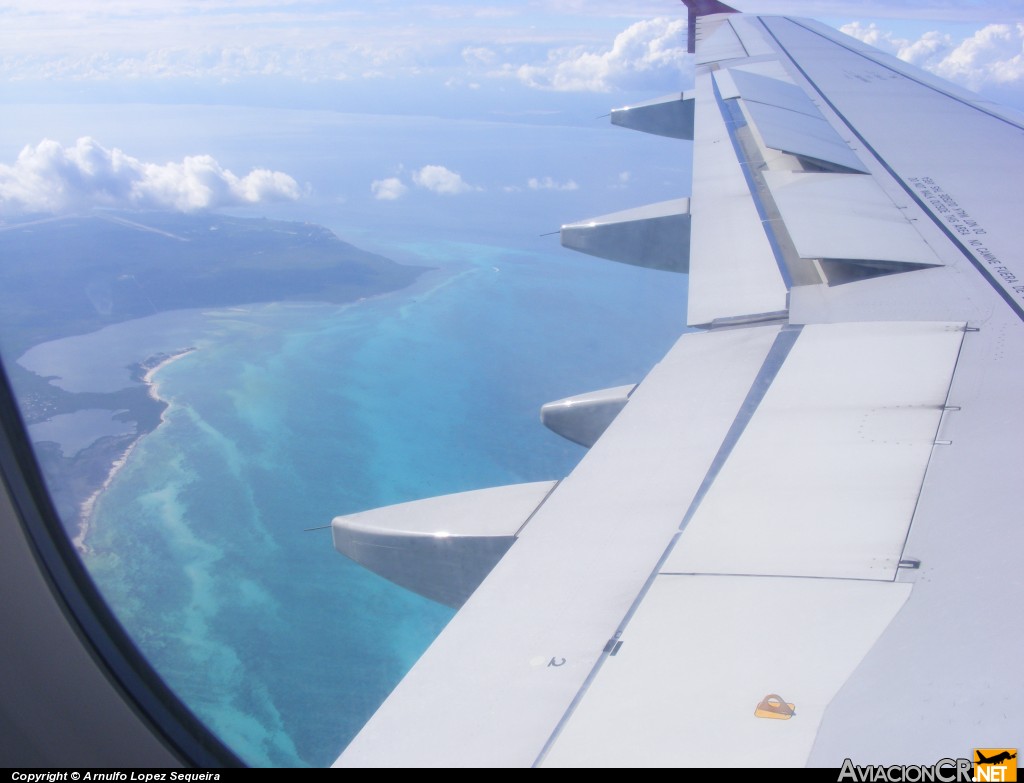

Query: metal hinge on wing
[332,481,559,608]
[560,199,691,273]
[540,384,637,448]
[610,92,696,140]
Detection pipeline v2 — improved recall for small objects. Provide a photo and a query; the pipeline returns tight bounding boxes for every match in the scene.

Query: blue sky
[1,1,1022,247]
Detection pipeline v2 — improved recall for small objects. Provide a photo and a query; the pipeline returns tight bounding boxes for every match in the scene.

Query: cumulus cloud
[0,137,300,215]
[505,17,688,92]
[931,24,1024,89]
[527,176,579,191]
[841,21,1024,91]
[841,22,955,68]
[370,176,408,200]
[411,165,477,195]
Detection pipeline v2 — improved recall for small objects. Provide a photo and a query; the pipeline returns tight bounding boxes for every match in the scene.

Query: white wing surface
[332,3,1024,767]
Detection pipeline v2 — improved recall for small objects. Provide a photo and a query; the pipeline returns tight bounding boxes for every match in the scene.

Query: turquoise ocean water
[77,241,688,766]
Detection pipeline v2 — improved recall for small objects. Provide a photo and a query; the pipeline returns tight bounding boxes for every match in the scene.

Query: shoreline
[73,347,196,555]
[75,438,140,554]
[40,267,460,557]
[141,347,196,399]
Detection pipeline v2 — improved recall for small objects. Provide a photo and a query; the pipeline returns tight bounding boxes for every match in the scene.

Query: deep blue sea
[66,240,687,766]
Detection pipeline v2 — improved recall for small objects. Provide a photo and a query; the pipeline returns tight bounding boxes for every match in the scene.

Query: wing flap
[687,70,788,326]
[725,67,825,118]
[337,325,783,767]
[764,171,943,268]
[542,576,912,767]
[741,100,869,174]
[665,321,964,579]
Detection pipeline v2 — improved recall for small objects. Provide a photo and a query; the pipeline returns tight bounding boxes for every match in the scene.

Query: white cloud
[933,24,1024,89]
[370,177,408,200]
[0,3,543,84]
[505,17,688,92]
[462,46,498,67]
[527,176,579,191]
[2,2,1021,110]
[841,21,1024,91]
[411,165,477,195]
[0,137,300,215]
[611,170,632,189]
[840,22,954,67]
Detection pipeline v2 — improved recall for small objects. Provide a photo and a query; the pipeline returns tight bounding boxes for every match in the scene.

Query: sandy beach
[72,347,197,554]
[142,347,196,398]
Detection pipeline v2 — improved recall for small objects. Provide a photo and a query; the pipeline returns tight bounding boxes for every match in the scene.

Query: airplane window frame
[0,360,243,768]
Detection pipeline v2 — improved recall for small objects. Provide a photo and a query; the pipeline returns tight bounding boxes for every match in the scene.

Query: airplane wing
[331,2,1024,767]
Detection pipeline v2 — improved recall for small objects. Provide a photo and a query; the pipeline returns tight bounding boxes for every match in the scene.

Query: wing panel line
[781,17,1024,131]
[891,326,968,572]
[713,74,796,289]
[672,324,802,532]
[533,324,803,767]
[758,16,1024,323]
[726,18,751,59]
[658,570,904,581]
[513,478,563,536]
